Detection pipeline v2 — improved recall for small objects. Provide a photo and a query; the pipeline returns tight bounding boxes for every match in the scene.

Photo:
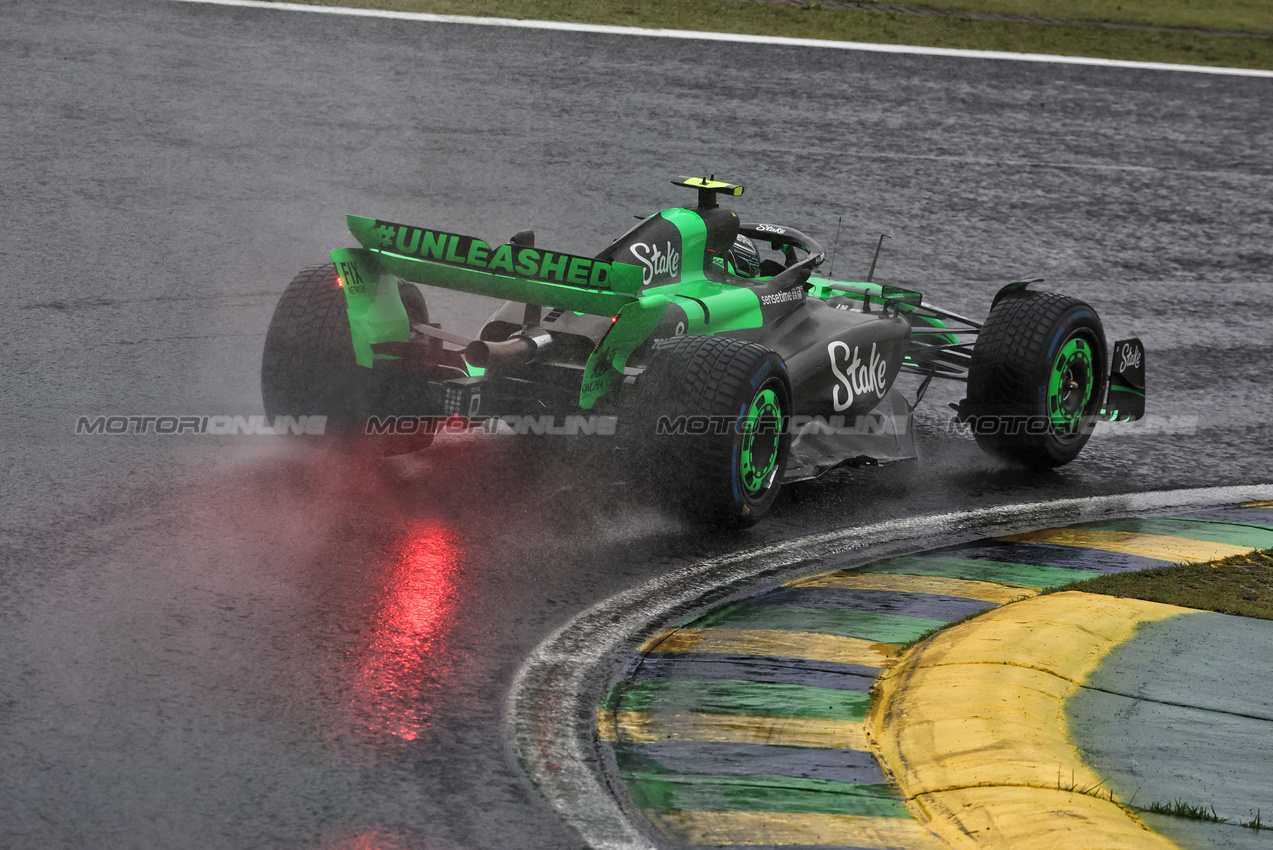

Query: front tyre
[627,336,791,527]
[965,291,1106,468]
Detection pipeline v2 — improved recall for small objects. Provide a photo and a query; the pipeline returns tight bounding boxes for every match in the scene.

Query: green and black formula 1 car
[262,177,1146,525]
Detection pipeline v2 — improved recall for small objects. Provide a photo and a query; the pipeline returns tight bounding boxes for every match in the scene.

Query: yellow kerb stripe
[912,787,1180,850]
[1243,500,1273,508]
[650,809,947,848]
[997,528,1251,563]
[598,709,869,750]
[639,628,900,667]
[789,572,1039,604]
[871,591,1190,850]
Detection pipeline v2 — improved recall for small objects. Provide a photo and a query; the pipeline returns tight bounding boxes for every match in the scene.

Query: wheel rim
[1048,336,1095,436]
[738,383,785,496]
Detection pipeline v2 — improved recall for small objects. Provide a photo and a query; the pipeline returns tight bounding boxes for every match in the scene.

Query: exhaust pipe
[465,329,552,371]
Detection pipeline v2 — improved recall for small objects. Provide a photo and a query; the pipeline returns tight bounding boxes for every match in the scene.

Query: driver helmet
[724,234,761,278]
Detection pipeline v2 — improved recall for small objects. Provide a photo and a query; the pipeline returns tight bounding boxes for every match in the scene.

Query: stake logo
[1118,342,1143,373]
[630,241,681,286]
[828,341,889,412]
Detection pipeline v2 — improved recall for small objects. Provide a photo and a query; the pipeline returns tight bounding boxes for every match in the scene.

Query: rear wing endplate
[1103,337,1146,421]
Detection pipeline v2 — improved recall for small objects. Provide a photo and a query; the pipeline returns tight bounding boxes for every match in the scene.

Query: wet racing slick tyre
[965,290,1106,468]
[626,335,791,527]
[261,263,435,455]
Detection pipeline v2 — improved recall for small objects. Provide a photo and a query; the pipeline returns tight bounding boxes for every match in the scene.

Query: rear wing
[344,215,644,316]
[332,216,667,409]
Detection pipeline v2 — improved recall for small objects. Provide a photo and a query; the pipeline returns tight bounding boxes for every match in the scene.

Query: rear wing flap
[344,215,644,316]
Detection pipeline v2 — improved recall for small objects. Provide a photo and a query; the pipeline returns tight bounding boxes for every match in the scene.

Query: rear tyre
[626,335,791,527]
[965,291,1106,468]
[261,263,434,454]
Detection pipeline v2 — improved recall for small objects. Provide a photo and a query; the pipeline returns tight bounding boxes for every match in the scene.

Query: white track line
[170,0,1273,78]
[506,484,1273,850]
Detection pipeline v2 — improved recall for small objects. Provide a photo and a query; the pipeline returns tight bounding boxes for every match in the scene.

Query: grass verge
[1135,799,1270,830]
[1142,798,1227,822]
[897,605,999,651]
[833,0,1273,35]
[1054,549,1273,620]
[264,0,1273,71]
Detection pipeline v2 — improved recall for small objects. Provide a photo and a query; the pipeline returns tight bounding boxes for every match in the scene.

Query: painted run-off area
[260,0,1273,69]
[598,504,1273,848]
[1069,608,1273,848]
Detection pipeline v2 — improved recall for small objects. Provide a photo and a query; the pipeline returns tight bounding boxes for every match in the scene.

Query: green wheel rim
[1048,336,1094,434]
[739,385,783,495]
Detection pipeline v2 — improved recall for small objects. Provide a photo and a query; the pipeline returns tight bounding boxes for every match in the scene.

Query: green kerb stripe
[1079,518,1273,549]
[695,605,947,644]
[624,772,908,817]
[855,556,1090,589]
[606,679,871,722]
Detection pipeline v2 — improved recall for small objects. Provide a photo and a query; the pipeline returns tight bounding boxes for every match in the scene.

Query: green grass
[1137,799,1273,830]
[903,548,1273,653]
[1056,549,1273,620]
[848,0,1273,35]
[1130,797,1270,829]
[267,0,1273,71]
[1143,798,1228,822]
[899,606,989,651]
[1056,768,1117,802]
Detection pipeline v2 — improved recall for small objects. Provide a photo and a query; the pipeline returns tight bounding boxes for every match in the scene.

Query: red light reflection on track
[323,828,412,850]
[349,521,463,743]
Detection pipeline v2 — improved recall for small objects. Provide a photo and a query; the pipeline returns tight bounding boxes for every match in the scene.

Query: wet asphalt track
[1,1,1271,847]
